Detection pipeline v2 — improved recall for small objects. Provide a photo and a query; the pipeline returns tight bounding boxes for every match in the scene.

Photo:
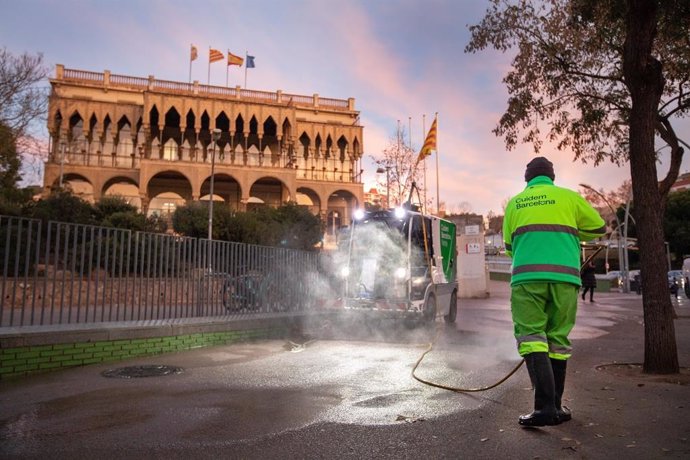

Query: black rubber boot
[551,358,572,423]
[519,352,558,427]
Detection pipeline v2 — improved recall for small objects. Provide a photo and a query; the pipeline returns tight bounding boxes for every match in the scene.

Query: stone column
[140,194,150,215]
[157,124,165,159]
[110,129,118,167]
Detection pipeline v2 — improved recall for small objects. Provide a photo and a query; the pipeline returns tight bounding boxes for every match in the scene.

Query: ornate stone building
[44,65,364,233]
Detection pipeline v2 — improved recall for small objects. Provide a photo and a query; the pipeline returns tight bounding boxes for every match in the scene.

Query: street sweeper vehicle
[334,203,458,325]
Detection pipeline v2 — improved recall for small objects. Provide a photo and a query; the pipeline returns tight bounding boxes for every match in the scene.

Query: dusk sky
[2,0,688,216]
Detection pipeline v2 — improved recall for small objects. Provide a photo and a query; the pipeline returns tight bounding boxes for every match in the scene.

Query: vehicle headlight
[353,209,365,220]
[394,207,406,219]
[395,267,407,279]
[340,266,350,278]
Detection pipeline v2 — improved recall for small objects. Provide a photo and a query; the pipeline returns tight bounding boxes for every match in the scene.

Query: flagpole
[226,50,229,87]
[207,47,211,86]
[435,113,440,215]
[189,44,193,83]
[244,51,248,88]
[408,117,412,149]
[397,119,401,207]
[422,114,427,214]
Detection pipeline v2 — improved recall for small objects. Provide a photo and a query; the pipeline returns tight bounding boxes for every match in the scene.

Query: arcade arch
[146,171,193,214]
[326,190,358,235]
[296,187,321,215]
[103,178,141,209]
[249,177,289,208]
[148,192,186,218]
[201,173,242,209]
[56,173,95,203]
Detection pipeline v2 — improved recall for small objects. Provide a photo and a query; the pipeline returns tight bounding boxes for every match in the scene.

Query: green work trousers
[510,282,578,360]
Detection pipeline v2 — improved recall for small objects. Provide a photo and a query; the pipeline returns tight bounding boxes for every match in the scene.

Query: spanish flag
[415,116,437,165]
[227,51,244,67]
[209,48,224,63]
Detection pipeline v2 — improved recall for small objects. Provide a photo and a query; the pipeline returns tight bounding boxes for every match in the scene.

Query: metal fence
[0,215,319,327]
[485,255,512,274]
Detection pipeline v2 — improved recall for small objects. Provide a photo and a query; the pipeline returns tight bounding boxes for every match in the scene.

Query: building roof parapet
[55,65,355,113]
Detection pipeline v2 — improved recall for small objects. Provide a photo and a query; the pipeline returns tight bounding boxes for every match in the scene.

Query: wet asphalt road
[1,285,688,458]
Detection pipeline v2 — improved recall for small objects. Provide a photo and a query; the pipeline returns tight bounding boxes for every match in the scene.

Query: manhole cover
[101,364,183,379]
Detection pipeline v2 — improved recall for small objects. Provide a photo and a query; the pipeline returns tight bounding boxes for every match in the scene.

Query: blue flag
[246,55,256,68]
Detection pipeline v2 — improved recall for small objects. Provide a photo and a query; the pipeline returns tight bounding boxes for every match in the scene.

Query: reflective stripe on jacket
[503,176,606,286]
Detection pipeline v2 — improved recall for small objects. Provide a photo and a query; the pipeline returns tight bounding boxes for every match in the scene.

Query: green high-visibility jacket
[503,176,606,286]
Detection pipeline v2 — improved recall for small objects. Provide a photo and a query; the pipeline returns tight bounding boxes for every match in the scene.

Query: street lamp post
[207,129,222,268]
[622,194,634,292]
[580,183,627,292]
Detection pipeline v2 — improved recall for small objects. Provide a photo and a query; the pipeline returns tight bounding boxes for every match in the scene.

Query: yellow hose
[411,326,525,392]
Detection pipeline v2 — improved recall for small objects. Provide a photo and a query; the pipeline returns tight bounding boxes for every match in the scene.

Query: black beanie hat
[524,156,555,182]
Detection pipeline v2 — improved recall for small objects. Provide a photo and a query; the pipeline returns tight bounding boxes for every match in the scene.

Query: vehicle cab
[333,206,458,324]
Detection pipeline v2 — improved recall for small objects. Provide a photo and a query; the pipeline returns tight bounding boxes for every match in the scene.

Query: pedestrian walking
[503,157,605,427]
[580,261,597,302]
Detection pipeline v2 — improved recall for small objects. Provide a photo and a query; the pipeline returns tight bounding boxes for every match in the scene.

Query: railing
[153,79,193,92]
[49,147,361,183]
[63,68,105,83]
[319,97,349,109]
[200,84,238,97]
[109,73,148,88]
[60,67,352,111]
[0,215,319,327]
[485,255,511,273]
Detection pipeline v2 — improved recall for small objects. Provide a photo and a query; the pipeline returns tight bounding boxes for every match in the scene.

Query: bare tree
[372,124,424,208]
[0,48,49,190]
[0,48,49,138]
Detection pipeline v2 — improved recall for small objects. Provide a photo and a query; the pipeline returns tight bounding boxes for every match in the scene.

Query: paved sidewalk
[0,282,688,459]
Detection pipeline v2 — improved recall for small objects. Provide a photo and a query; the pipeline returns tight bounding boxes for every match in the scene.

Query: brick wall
[0,327,281,380]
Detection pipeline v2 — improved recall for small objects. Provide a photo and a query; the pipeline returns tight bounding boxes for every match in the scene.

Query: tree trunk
[623,0,679,374]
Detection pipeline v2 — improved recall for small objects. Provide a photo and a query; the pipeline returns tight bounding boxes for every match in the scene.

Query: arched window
[163,138,178,161]
[117,123,132,158]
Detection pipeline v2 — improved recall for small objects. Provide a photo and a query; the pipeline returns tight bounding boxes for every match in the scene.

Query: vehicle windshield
[341,217,408,300]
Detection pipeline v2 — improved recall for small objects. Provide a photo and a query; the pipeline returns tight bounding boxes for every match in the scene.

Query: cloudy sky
[2,0,688,216]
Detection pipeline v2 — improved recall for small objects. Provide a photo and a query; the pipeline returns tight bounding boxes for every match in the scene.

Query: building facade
[45,65,364,233]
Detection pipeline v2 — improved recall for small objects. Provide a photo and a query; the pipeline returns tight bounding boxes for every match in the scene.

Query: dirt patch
[596,363,690,385]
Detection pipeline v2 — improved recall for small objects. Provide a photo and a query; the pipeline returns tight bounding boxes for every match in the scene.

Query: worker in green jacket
[503,157,606,427]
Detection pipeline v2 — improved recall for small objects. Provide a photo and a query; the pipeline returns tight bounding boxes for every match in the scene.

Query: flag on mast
[415,116,437,166]
[244,53,255,88]
[227,51,244,66]
[189,44,198,83]
[209,48,224,63]
[208,47,224,85]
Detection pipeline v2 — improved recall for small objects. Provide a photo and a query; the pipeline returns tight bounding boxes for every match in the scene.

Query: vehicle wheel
[423,293,437,323]
[444,290,457,323]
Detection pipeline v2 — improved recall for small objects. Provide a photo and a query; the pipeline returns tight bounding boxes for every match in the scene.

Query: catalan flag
[227,51,244,66]
[209,48,224,63]
[416,116,437,165]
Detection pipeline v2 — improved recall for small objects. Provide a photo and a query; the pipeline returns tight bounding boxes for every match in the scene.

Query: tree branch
[656,117,684,198]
